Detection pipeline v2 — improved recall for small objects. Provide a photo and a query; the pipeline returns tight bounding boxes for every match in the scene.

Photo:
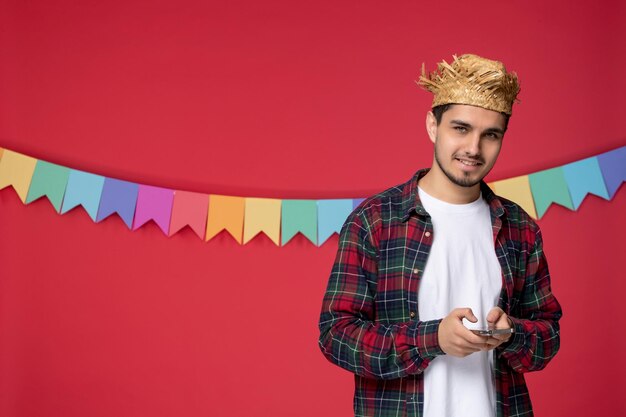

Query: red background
[1,1,625,416]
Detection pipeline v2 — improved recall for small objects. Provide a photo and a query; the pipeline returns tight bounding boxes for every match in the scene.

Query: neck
[419,163,481,204]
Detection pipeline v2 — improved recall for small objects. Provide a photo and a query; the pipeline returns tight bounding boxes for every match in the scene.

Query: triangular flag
[597,146,626,198]
[96,178,139,228]
[491,176,537,219]
[562,157,610,209]
[281,200,318,245]
[25,161,70,212]
[205,195,245,243]
[317,199,353,246]
[243,198,281,245]
[169,191,209,239]
[60,170,105,220]
[528,167,574,218]
[0,150,38,203]
[353,198,366,210]
[132,185,174,235]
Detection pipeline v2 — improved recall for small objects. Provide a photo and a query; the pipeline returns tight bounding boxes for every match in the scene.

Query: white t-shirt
[417,186,502,417]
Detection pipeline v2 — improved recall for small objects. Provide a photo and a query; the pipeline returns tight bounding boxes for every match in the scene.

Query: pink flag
[169,191,209,239]
[132,185,174,235]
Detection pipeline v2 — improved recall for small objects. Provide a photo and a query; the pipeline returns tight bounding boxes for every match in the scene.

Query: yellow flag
[0,150,38,203]
[491,175,537,219]
[205,195,245,243]
[243,197,282,245]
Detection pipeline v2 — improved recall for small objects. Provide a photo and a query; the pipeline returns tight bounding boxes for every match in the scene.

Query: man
[318,54,562,417]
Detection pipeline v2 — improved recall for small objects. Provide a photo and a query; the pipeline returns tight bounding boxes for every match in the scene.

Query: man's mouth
[455,158,482,166]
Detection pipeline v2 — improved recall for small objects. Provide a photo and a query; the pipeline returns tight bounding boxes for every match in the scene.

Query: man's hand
[483,307,514,349]
[438,308,490,357]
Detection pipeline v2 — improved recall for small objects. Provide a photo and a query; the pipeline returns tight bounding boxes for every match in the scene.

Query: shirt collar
[400,168,506,221]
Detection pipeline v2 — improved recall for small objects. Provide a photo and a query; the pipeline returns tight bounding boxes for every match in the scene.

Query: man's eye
[454,126,467,132]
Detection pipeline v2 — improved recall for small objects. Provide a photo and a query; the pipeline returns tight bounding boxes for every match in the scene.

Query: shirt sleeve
[498,227,562,372]
[318,211,444,380]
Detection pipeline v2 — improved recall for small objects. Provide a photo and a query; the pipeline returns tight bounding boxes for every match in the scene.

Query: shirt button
[410,311,416,319]
[413,268,419,274]
[425,231,431,237]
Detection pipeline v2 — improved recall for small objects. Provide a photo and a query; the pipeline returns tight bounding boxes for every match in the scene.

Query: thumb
[486,307,504,324]
[455,308,477,323]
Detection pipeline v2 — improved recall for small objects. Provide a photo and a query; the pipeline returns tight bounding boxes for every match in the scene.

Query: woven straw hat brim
[417,54,520,115]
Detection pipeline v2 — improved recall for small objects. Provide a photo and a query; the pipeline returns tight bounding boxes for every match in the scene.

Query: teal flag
[25,161,70,212]
[61,170,105,221]
[317,199,353,246]
[562,157,610,209]
[528,167,574,218]
[281,200,318,245]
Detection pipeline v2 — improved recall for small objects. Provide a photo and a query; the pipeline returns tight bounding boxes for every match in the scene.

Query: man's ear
[426,111,438,144]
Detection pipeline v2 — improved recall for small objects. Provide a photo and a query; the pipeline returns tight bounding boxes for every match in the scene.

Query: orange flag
[205,195,245,243]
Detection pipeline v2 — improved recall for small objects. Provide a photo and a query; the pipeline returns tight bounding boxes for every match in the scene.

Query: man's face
[427,104,507,188]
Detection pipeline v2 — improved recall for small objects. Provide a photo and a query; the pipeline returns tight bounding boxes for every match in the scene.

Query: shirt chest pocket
[372,242,423,323]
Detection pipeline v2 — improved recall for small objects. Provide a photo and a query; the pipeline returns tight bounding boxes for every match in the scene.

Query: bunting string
[0,145,624,246]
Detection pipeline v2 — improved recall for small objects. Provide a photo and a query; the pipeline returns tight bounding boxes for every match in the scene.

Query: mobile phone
[470,328,514,336]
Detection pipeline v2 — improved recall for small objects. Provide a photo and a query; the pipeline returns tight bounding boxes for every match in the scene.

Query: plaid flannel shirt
[318,168,562,417]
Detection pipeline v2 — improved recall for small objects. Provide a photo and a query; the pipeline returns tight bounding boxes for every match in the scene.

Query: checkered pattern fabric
[319,169,562,417]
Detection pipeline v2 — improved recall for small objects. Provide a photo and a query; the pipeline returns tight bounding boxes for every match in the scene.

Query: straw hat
[417,54,520,115]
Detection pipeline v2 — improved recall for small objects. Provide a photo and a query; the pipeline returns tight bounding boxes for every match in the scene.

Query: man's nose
[464,133,481,156]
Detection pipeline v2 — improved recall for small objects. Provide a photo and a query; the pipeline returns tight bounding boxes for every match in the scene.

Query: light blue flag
[562,157,610,209]
[528,167,574,218]
[61,170,105,221]
[317,199,353,246]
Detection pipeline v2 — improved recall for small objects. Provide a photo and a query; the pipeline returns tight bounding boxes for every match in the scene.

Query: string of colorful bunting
[0,146,624,246]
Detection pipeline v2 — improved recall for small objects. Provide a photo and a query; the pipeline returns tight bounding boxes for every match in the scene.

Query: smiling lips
[455,157,483,168]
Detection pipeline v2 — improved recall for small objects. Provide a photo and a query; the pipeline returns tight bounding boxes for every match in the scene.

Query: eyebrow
[449,119,505,136]
[450,120,471,128]
[484,127,506,136]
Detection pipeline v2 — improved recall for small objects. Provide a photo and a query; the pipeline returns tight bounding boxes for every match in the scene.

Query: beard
[434,144,485,188]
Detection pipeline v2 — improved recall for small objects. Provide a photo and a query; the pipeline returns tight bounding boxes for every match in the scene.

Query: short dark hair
[431,104,510,131]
